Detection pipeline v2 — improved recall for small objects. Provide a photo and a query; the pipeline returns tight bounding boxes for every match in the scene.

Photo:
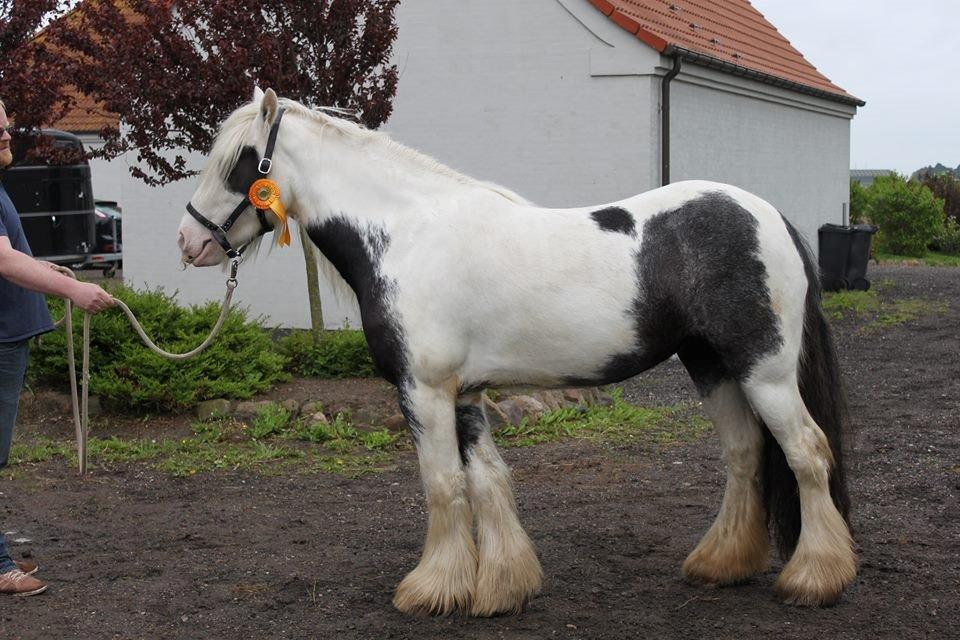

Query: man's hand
[69,282,114,314]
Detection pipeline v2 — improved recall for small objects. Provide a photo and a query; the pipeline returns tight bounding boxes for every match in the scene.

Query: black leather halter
[186,107,287,260]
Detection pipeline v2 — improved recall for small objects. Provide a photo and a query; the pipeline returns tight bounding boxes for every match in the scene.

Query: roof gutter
[660,54,682,186]
[662,45,866,108]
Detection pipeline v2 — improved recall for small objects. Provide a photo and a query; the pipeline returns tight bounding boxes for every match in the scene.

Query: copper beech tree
[49,0,401,337]
[0,1,75,136]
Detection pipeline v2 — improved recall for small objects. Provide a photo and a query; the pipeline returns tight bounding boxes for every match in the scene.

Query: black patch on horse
[590,207,635,235]
[454,404,485,465]
[226,146,261,195]
[569,192,782,392]
[305,217,411,394]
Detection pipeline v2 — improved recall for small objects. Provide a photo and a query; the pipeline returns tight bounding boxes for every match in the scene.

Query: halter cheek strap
[185,106,287,260]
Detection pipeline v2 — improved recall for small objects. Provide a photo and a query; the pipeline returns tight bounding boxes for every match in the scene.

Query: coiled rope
[52,263,239,474]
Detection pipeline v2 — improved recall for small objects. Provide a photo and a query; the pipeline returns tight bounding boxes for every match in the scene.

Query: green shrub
[277,329,376,378]
[866,174,945,257]
[934,216,960,255]
[28,282,289,411]
[849,179,869,224]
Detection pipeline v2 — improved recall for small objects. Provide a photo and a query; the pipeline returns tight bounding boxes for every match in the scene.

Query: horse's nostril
[201,239,212,249]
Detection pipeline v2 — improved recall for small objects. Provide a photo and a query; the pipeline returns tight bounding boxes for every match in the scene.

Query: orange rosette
[249,178,280,209]
[248,178,291,246]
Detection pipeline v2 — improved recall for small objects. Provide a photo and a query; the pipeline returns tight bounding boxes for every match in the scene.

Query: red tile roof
[589,0,863,105]
[51,90,118,133]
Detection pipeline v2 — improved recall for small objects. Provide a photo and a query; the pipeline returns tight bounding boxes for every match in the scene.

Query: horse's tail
[762,218,851,557]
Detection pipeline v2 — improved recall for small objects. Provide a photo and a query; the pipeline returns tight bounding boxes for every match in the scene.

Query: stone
[562,388,585,405]
[534,391,562,412]
[196,399,232,421]
[513,395,547,424]
[495,399,525,426]
[307,411,329,425]
[233,400,275,418]
[482,395,509,431]
[301,400,324,416]
[280,398,301,416]
[383,413,409,433]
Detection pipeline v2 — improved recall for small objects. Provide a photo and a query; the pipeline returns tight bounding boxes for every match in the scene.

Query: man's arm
[0,236,114,313]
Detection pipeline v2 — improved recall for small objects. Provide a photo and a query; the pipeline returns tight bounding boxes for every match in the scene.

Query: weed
[495,390,710,448]
[250,403,291,439]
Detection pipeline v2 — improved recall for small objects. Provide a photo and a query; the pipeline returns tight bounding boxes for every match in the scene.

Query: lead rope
[51,261,239,474]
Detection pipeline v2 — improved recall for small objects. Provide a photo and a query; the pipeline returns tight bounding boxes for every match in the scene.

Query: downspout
[660,53,682,186]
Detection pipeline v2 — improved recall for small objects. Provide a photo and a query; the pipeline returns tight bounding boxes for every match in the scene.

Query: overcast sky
[750,0,958,175]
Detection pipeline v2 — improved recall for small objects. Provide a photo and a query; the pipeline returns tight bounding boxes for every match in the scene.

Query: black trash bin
[818,223,877,292]
[845,224,877,290]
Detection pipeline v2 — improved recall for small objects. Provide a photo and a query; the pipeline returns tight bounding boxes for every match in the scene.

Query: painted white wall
[665,61,857,248]
[387,0,660,207]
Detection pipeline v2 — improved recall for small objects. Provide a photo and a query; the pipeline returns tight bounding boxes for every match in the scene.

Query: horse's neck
[294,130,469,233]
[290,128,474,300]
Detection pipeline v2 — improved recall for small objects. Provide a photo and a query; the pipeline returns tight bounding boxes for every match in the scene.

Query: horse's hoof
[773,544,856,607]
[470,539,542,616]
[393,561,476,616]
[682,546,769,586]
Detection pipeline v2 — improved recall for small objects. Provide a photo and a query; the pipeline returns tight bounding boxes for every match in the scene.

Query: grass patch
[822,288,948,329]
[822,289,880,320]
[875,251,960,267]
[9,395,712,478]
[494,391,710,448]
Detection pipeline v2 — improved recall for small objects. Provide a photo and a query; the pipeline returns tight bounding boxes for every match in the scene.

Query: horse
[177,88,856,616]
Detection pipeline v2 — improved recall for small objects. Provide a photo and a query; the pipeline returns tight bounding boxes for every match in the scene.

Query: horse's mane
[202,98,531,206]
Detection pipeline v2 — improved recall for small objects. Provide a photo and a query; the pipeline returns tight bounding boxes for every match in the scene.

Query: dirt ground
[2,265,958,639]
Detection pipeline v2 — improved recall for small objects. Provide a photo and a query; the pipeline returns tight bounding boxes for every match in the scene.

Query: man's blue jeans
[0,339,29,573]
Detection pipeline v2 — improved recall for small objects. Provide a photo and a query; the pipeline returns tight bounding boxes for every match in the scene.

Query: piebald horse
[177,88,856,615]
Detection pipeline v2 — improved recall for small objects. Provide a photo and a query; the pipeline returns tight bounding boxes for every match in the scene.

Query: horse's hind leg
[457,392,542,616]
[679,375,769,585]
[393,381,477,615]
[741,373,856,606]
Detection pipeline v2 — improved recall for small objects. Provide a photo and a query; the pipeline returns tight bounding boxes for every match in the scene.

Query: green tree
[867,174,945,257]
[849,180,869,224]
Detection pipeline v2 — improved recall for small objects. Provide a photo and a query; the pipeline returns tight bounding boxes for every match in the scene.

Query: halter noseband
[186,106,287,260]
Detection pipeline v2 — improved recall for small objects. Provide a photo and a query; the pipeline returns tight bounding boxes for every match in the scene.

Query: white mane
[201,97,532,206]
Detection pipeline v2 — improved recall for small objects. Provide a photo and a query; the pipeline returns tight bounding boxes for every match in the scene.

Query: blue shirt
[0,183,54,342]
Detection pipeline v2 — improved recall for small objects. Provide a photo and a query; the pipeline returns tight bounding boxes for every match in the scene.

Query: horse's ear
[252,86,264,102]
[261,88,279,127]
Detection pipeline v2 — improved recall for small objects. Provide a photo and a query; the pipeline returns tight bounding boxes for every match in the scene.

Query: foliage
[849,180,869,224]
[919,173,960,223]
[0,1,75,134]
[250,403,292,440]
[494,390,710,448]
[822,287,948,329]
[865,174,945,257]
[287,410,399,452]
[933,217,960,256]
[27,281,289,411]
[277,329,376,378]
[45,0,400,184]
[874,251,960,267]
[6,405,399,478]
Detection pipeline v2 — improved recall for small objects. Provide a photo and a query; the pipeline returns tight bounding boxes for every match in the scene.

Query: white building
[61,0,863,329]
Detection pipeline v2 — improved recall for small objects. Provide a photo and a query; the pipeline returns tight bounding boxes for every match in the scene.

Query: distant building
[850,169,893,187]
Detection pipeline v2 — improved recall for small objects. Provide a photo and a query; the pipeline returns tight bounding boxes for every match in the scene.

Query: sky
[749,0,959,175]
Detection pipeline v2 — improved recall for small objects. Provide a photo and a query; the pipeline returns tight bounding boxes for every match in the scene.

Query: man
[0,99,114,596]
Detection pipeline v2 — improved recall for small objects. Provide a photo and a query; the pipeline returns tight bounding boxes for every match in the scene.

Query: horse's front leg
[457,393,542,616]
[393,380,477,615]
